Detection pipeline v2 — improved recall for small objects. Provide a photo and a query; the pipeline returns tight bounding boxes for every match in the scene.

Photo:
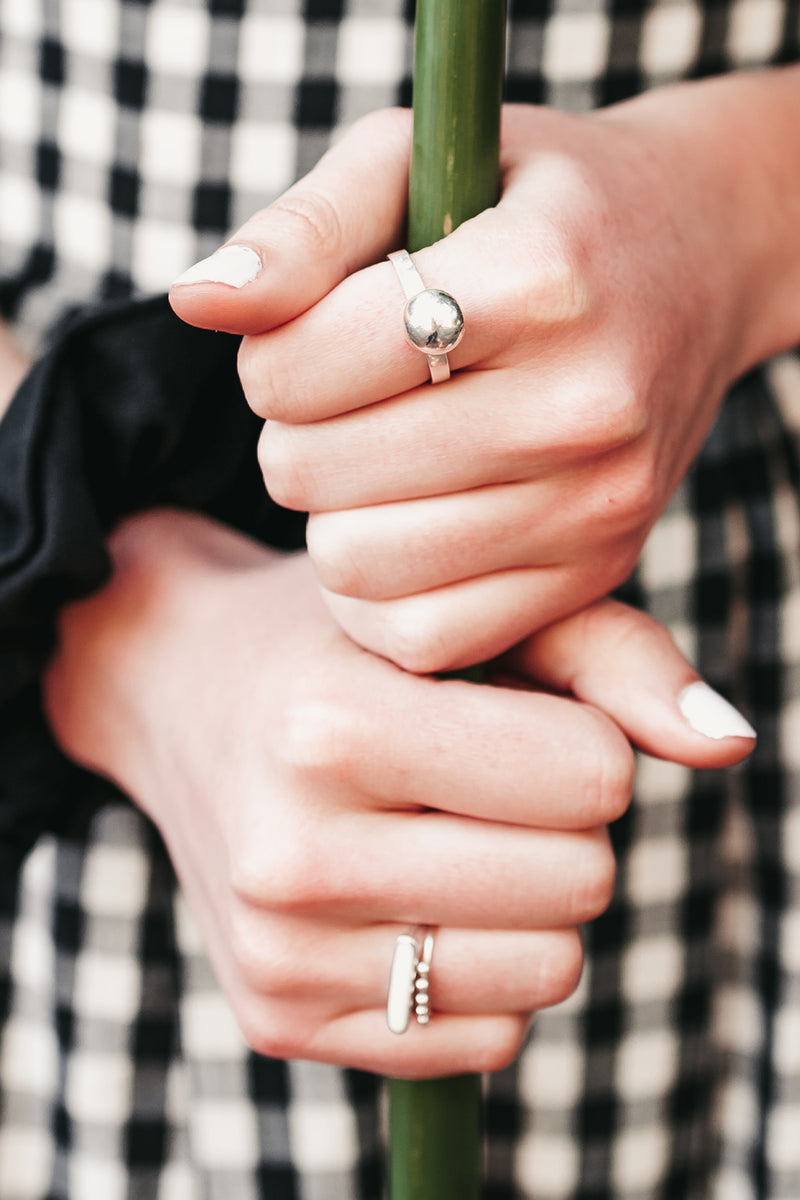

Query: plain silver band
[386,928,436,1033]
[386,933,417,1034]
[388,250,451,384]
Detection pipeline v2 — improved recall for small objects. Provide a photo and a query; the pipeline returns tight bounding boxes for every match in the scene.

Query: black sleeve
[0,294,307,866]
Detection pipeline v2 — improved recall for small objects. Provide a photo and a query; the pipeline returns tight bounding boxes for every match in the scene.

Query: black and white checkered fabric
[2,1,800,1196]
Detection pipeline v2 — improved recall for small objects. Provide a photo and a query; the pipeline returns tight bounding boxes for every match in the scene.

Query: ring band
[386,933,417,1034]
[388,250,464,384]
[386,928,436,1033]
[414,931,435,1026]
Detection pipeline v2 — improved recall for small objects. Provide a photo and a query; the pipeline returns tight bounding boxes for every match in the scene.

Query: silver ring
[386,928,436,1033]
[413,930,435,1026]
[388,250,464,384]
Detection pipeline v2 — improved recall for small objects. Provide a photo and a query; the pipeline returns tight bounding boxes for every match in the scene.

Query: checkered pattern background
[2,0,800,1196]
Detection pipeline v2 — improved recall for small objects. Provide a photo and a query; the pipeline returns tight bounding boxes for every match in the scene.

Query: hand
[43,510,754,1077]
[170,72,800,673]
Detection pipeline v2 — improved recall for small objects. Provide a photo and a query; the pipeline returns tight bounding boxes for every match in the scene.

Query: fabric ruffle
[0,296,305,865]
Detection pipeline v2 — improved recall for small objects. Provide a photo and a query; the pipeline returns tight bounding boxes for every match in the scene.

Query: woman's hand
[43,510,754,1077]
[170,70,800,674]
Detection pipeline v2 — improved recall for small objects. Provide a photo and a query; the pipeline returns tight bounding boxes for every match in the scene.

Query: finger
[237,200,598,428]
[305,472,641,601]
[168,108,412,335]
[235,211,531,422]
[235,172,596,426]
[173,848,542,1079]
[256,358,630,513]
[224,915,583,1016]
[500,598,757,768]
[254,624,634,830]
[188,880,535,1078]
[241,812,616,932]
[245,1004,530,1079]
[320,563,627,675]
[321,1010,527,1079]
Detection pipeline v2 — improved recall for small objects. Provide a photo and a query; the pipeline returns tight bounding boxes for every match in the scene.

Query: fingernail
[171,244,262,289]
[678,681,756,740]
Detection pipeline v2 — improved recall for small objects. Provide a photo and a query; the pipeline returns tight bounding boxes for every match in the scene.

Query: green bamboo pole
[388,4,507,1199]
[389,1074,483,1200]
[408,0,506,251]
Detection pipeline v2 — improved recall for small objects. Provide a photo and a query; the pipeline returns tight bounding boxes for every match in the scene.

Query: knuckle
[230,829,326,915]
[561,378,648,461]
[505,174,599,331]
[257,422,313,511]
[524,158,618,328]
[380,603,453,676]
[473,1018,529,1074]
[527,227,593,327]
[229,911,305,997]
[237,1002,309,1062]
[305,513,372,598]
[228,905,271,989]
[598,378,649,449]
[572,830,617,923]
[476,219,592,344]
[238,335,296,425]
[236,337,258,409]
[270,185,344,263]
[586,712,636,824]
[241,327,336,426]
[513,376,647,475]
[608,451,658,532]
[579,541,642,611]
[539,930,584,1007]
[280,673,363,786]
[237,336,270,419]
[227,685,365,914]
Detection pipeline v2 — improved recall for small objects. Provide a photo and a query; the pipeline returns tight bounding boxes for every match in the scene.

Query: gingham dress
[1,2,800,1198]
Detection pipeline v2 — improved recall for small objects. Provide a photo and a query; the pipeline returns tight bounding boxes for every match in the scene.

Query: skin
[36,69,787,1074]
[43,510,753,1078]
[171,69,800,674]
[0,319,30,418]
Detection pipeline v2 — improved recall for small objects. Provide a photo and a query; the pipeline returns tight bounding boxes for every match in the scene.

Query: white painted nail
[171,244,262,289]
[678,681,756,741]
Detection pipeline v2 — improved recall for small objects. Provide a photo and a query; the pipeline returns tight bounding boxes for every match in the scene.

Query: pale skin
[38,67,784,1075]
[43,509,752,1078]
[172,68,800,674]
[0,320,31,419]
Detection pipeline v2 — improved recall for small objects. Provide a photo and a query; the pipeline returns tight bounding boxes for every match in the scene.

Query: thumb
[168,108,412,336]
[498,598,757,770]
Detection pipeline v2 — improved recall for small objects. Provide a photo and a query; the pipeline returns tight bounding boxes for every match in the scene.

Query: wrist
[601,67,800,382]
[43,509,283,803]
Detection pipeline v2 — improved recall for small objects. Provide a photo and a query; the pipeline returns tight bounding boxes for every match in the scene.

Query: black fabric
[0,295,306,865]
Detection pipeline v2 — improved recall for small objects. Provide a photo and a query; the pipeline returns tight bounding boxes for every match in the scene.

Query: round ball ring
[388,250,465,383]
[404,289,464,357]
